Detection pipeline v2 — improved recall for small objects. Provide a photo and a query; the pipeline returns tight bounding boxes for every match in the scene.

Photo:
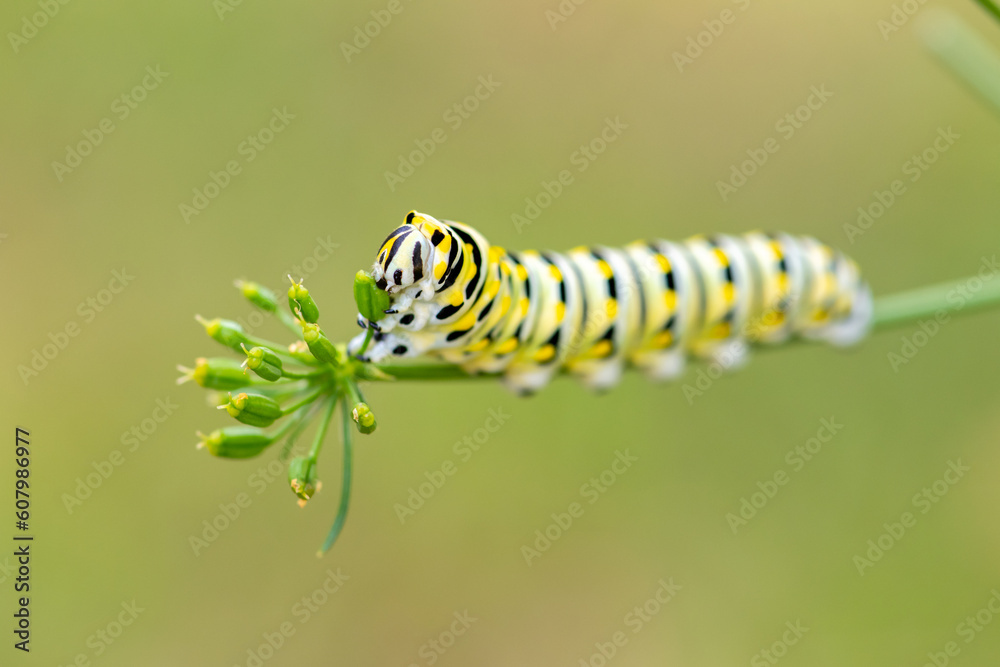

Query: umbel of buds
[179,272,396,556]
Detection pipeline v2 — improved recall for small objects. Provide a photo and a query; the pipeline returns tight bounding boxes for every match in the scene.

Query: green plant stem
[281,387,324,415]
[280,401,321,461]
[282,368,329,380]
[357,328,374,357]
[872,273,1000,329]
[269,409,307,441]
[371,271,1000,381]
[307,396,338,461]
[319,395,353,556]
[920,8,1000,113]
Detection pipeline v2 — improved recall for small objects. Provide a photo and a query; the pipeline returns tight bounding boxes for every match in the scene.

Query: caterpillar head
[372,212,434,294]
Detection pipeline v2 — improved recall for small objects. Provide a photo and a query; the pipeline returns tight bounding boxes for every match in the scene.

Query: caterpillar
[349,211,873,394]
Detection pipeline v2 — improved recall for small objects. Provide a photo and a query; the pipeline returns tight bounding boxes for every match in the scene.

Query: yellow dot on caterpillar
[548,264,562,281]
[489,246,505,262]
[722,283,735,303]
[598,260,613,278]
[655,254,671,272]
[664,291,677,310]
[500,295,511,314]
[713,248,729,266]
[516,265,528,280]
[464,338,491,352]
[434,262,447,280]
[605,298,617,319]
[709,322,731,339]
[653,331,673,348]
[534,345,556,362]
[590,340,613,358]
[495,338,518,354]
[519,297,530,316]
[449,290,464,307]
[555,302,566,322]
[455,311,477,330]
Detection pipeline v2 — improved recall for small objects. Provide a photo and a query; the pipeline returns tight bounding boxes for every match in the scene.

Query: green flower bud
[288,277,320,323]
[241,344,283,382]
[354,270,391,323]
[300,322,342,366]
[177,357,249,390]
[222,392,282,427]
[351,402,377,434]
[288,456,320,505]
[236,280,279,312]
[196,316,250,352]
[197,426,273,458]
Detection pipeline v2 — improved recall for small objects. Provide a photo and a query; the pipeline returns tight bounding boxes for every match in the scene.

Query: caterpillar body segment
[350,211,873,394]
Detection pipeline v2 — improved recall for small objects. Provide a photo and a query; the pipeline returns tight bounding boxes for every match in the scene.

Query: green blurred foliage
[1,0,999,665]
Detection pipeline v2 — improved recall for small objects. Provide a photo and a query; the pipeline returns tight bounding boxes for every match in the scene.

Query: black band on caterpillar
[349,211,873,393]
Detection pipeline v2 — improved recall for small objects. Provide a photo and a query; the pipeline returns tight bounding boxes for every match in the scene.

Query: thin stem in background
[307,395,338,461]
[920,7,1000,113]
[319,395,354,556]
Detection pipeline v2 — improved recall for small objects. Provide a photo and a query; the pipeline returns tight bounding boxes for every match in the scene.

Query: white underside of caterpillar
[349,212,873,394]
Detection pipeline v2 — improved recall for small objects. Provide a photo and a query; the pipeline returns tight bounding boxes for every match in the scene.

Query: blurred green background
[2,0,1000,664]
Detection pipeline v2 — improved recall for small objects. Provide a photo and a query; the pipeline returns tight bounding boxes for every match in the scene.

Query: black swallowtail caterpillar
[349,211,873,393]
